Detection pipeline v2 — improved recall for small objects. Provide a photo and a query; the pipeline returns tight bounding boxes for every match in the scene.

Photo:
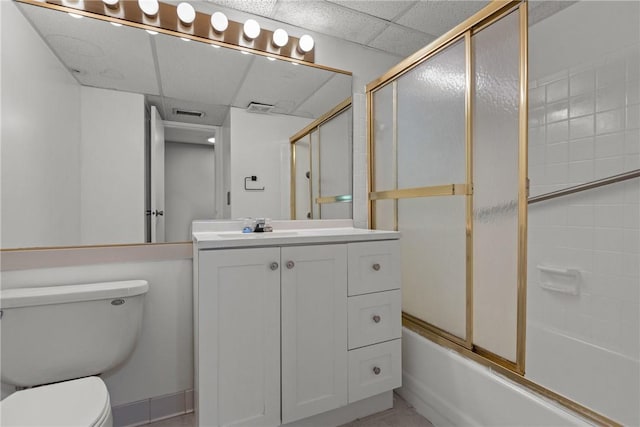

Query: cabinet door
[281,245,348,423]
[198,248,281,427]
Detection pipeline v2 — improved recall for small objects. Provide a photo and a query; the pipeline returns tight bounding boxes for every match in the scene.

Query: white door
[197,248,281,427]
[150,106,165,242]
[281,244,348,423]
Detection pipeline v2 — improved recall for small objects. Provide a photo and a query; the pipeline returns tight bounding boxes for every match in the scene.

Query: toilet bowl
[0,377,112,427]
[0,280,149,427]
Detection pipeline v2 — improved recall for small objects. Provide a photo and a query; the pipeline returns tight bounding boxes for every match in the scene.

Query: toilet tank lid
[0,280,149,309]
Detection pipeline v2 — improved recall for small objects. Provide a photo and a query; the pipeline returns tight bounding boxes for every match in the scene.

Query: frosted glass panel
[397,39,466,188]
[295,137,311,220]
[320,202,352,219]
[472,10,519,362]
[319,107,352,198]
[374,199,395,231]
[399,197,467,338]
[373,84,395,191]
[310,130,320,219]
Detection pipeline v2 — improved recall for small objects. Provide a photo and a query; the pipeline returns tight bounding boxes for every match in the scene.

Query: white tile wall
[527,41,639,425]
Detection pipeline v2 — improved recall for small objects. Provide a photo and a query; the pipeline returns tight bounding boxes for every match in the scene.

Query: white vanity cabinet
[193,220,401,427]
[196,247,282,427]
[281,245,348,423]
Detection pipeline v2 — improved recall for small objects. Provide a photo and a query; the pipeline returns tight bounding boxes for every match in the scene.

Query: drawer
[348,290,401,350]
[348,339,401,403]
[347,240,400,296]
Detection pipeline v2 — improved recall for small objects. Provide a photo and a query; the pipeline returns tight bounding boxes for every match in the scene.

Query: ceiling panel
[154,33,252,106]
[395,1,489,35]
[233,55,338,115]
[369,25,438,58]
[207,0,279,17]
[21,4,159,95]
[147,94,230,126]
[328,0,417,21]
[294,73,352,118]
[272,0,388,45]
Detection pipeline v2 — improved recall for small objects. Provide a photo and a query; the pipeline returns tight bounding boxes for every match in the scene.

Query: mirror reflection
[1,1,352,249]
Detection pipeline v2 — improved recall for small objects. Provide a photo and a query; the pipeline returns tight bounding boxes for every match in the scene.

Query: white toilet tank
[0,280,149,387]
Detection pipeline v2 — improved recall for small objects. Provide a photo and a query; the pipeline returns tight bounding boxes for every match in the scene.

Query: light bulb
[177,2,196,25]
[210,12,228,33]
[243,19,260,40]
[102,0,119,8]
[298,34,314,53]
[272,28,289,48]
[138,0,159,16]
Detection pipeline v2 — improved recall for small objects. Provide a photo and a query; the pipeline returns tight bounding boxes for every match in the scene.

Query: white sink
[216,231,299,238]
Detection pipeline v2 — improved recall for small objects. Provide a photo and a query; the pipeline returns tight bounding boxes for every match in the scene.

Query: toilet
[0,280,149,427]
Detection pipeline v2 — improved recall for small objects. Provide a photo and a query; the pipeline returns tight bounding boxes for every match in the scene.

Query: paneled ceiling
[18,2,351,130]
[206,0,490,58]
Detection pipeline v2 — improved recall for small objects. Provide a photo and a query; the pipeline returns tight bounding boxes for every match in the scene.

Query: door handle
[152,210,164,216]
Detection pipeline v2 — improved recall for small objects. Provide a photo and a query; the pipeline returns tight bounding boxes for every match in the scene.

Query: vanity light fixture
[298,34,314,53]
[210,12,228,33]
[243,19,261,40]
[208,137,216,144]
[176,2,196,25]
[47,0,316,63]
[102,0,119,9]
[272,29,289,48]
[138,0,159,17]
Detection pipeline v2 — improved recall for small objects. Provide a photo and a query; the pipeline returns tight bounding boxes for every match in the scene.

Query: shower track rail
[528,169,640,204]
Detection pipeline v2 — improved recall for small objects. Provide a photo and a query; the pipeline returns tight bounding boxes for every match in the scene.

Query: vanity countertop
[192,220,399,250]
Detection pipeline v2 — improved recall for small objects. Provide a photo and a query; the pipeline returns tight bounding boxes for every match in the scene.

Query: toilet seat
[0,376,112,427]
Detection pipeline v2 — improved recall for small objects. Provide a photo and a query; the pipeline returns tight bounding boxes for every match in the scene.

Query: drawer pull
[286,260,295,269]
[372,314,381,323]
[372,263,381,271]
[373,366,381,375]
[270,262,279,271]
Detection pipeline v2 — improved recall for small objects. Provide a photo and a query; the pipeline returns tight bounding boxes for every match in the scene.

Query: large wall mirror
[1,0,352,250]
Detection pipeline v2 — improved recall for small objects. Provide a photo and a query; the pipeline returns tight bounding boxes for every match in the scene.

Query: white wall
[80,86,145,245]
[0,0,81,248]
[230,108,312,220]
[0,259,194,407]
[165,142,215,241]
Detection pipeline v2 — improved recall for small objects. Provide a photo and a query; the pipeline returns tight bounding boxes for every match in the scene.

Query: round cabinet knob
[286,260,295,269]
[372,263,381,271]
[373,366,381,375]
[372,314,381,323]
[270,262,279,271]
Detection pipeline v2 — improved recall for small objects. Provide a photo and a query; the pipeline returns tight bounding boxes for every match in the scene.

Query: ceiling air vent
[246,102,275,114]
[173,108,205,118]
